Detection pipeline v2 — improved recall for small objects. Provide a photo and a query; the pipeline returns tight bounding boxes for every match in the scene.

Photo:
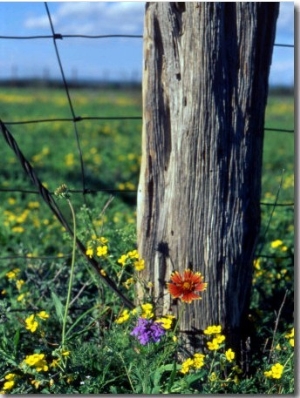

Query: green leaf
[13,328,20,354]
[51,292,64,324]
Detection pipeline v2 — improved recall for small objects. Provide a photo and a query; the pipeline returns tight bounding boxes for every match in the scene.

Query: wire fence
[0,2,294,275]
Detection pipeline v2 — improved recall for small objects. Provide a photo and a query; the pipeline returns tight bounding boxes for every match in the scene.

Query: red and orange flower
[167,269,207,303]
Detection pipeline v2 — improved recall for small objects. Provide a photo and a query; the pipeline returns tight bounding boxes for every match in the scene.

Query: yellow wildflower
[127,250,139,259]
[271,239,283,249]
[225,348,235,362]
[134,259,145,271]
[180,358,194,374]
[123,277,135,289]
[209,372,217,382]
[98,236,108,244]
[17,293,27,302]
[96,245,108,257]
[23,353,48,372]
[141,303,154,319]
[215,334,226,344]
[193,353,205,369]
[28,201,40,209]
[6,268,20,280]
[2,373,16,391]
[25,314,39,332]
[16,279,25,291]
[264,363,284,379]
[118,254,128,266]
[3,380,15,391]
[156,314,176,330]
[12,226,25,233]
[285,327,294,338]
[50,358,60,368]
[115,309,130,324]
[31,379,41,389]
[207,338,220,351]
[285,328,294,347]
[204,325,222,335]
[37,311,49,320]
[86,247,94,258]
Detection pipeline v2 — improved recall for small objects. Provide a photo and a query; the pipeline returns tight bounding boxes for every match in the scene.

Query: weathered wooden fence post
[137,2,279,356]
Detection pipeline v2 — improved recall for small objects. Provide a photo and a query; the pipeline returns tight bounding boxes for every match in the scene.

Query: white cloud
[24,2,145,35]
[25,14,58,29]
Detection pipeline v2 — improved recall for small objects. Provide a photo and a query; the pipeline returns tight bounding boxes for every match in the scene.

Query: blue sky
[0,2,294,86]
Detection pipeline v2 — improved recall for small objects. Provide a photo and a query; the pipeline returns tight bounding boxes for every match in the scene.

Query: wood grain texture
[137,2,279,352]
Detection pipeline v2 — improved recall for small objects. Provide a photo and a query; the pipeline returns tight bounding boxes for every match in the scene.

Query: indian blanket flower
[25,314,39,333]
[167,269,207,303]
[130,318,165,345]
[264,363,284,379]
[23,353,48,372]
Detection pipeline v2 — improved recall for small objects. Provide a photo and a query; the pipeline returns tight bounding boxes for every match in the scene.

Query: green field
[0,86,294,393]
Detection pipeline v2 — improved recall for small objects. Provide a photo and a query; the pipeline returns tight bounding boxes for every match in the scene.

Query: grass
[0,86,294,393]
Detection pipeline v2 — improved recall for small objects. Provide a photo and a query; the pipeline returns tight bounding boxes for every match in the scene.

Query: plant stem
[173,303,185,336]
[61,198,77,352]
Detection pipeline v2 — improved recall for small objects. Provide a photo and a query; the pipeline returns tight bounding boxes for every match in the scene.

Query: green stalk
[173,303,185,336]
[61,198,77,352]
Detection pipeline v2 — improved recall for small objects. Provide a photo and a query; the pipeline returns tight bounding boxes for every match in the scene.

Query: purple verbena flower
[130,318,165,345]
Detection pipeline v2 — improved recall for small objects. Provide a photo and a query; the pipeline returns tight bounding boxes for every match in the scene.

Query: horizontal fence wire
[0,34,143,40]
[0,35,293,47]
[0,2,294,269]
[3,116,142,125]
[2,118,294,134]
